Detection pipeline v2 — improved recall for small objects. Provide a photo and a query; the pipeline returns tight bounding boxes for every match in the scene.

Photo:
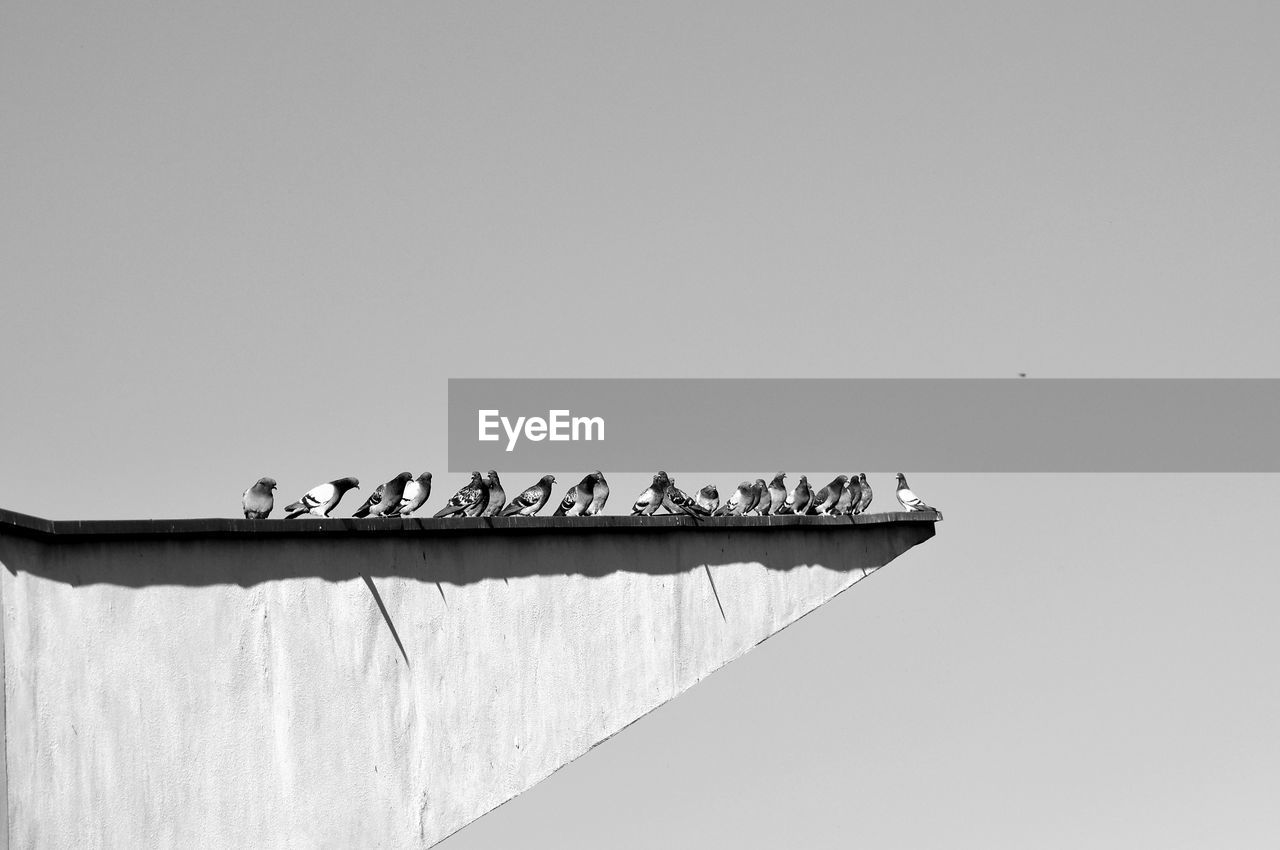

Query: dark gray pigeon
[855,473,872,514]
[501,475,556,516]
[553,472,597,516]
[369,472,414,518]
[479,470,506,517]
[585,471,610,516]
[778,476,811,515]
[434,472,488,518]
[351,483,385,518]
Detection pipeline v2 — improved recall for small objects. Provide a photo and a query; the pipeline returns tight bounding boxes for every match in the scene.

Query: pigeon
[284,477,360,518]
[746,479,767,515]
[631,471,671,516]
[695,484,720,515]
[713,481,755,516]
[585,471,610,516]
[480,470,506,517]
[553,472,598,516]
[834,475,856,515]
[242,477,277,519]
[808,475,848,515]
[896,473,940,517]
[764,473,786,517]
[397,472,433,516]
[662,479,702,517]
[500,475,557,516]
[433,471,489,518]
[369,472,414,518]
[778,475,811,515]
[855,473,873,514]
[843,474,863,516]
[351,483,385,518]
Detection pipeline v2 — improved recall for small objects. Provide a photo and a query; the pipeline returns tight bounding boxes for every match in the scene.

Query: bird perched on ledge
[434,471,489,518]
[808,475,848,516]
[662,479,702,518]
[284,477,360,518]
[554,472,598,516]
[842,474,862,516]
[501,475,556,516]
[480,470,505,517]
[369,472,414,518]
[764,473,786,516]
[242,477,277,519]
[631,471,671,516]
[777,475,811,515]
[586,471,610,516]
[397,472,433,516]
[854,473,872,514]
[895,473,940,518]
[351,483,385,518]
[695,484,720,516]
[714,480,756,516]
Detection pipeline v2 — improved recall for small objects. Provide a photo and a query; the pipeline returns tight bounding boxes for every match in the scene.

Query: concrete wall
[0,512,936,848]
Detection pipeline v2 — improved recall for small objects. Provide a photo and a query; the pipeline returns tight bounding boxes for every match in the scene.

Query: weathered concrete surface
[0,511,937,848]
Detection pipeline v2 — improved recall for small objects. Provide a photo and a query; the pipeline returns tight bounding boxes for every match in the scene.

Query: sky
[2,0,1278,845]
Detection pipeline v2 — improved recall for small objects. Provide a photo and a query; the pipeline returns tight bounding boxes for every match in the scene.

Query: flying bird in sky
[480,470,506,517]
[241,477,277,519]
[500,475,557,516]
[765,473,786,517]
[631,471,671,516]
[369,472,414,518]
[397,472,433,517]
[284,477,360,518]
[855,473,873,514]
[695,484,720,515]
[351,483,385,518]
[553,472,597,516]
[896,473,940,517]
[585,471,610,516]
[433,471,489,518]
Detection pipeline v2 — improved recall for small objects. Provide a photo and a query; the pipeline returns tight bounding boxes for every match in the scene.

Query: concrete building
[0,508,938,848]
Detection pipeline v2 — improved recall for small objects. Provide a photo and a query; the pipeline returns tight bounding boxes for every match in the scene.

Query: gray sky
[3,0,1278,845]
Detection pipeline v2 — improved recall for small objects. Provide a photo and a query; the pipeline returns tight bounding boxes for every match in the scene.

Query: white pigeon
[895,473,940,517]
[284,477,360,518]
[242,477,277,519]
[631,471,671,516]
[500,475,556,517]
[480,470,506,517]
[695,484,719,515]
[397,472,433,516]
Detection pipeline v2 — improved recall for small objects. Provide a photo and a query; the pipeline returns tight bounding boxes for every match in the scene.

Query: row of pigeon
[241,471,940,520]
